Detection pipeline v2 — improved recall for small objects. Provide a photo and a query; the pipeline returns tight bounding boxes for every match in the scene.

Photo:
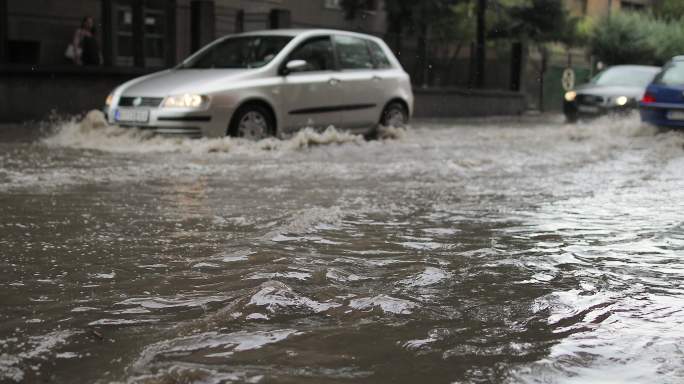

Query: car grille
[577,94,604,105]
[136,126,202,138]
[118,97,164,108]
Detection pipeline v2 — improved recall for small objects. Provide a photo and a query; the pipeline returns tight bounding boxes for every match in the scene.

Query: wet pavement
[1,112,683,383]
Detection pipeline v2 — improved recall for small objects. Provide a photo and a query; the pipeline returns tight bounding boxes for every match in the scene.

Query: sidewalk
[412,111,566,127]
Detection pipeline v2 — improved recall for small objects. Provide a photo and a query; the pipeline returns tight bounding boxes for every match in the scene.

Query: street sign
[562,68,576,91]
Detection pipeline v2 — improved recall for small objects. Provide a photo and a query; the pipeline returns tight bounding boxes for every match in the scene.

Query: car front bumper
[563,100,636,119]
[104,106,233,138]
[639,102,684,128]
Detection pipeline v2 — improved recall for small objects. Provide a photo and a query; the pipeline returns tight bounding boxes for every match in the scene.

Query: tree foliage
[589,11,684,66]
[654,0,684,21]
[489,0,577,44]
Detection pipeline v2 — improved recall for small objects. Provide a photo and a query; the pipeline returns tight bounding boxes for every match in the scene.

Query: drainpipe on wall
[475,0,487,88]
[191,0,215,53]
[0,0,7,64]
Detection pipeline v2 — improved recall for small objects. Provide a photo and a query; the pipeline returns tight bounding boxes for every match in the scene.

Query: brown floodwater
[1,112,683,383]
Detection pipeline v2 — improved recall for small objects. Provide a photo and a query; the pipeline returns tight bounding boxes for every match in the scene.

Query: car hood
[121,69,257,97]
[576,84,645,99]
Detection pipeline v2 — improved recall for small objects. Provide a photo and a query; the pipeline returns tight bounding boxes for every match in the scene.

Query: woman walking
[70,16,101,66]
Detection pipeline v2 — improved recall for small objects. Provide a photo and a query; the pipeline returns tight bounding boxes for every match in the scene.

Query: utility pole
[0,0,7,64]
[475,0,486,88]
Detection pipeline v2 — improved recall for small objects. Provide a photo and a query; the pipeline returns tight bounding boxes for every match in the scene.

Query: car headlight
[564,91,577,102]
[105,92,113,107]
[615,96,629,106]
[162,94,209,109]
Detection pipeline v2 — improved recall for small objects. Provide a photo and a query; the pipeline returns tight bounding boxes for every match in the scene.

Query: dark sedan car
[639,56,684,128]
[563,65,661,122]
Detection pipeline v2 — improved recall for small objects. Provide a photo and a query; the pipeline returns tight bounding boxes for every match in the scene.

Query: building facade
[565,0,653,17]
[0,0,527,122]
[0,0,386,69]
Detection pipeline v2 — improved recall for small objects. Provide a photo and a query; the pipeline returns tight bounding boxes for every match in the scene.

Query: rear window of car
[335,36,374,70]
[591,67,658,87]
[367,40,392,69]
[183,36,293,69]
[654,61,684,86]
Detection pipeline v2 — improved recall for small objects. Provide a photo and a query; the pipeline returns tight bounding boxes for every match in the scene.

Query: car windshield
[653,61,684,86]
[591,67,657,87]
[181,36,293,69]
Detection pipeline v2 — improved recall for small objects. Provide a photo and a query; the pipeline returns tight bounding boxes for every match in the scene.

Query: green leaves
[589,12,684,66]
[488,0,576,44]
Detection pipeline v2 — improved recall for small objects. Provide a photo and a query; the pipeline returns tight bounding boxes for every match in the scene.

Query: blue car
[640,56,684,128]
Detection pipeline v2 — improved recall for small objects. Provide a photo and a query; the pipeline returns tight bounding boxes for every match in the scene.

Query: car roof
[607,65,661,73]
[232,28,381,40]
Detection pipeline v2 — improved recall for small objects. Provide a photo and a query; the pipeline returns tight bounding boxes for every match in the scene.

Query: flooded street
[1,113,683,383]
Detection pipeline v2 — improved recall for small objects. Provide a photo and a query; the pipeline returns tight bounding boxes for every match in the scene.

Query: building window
[324,0,343,10]
[323,0,377,11]
[110,0,170,68]
[144,9,165,67]
[114,5,134,66]
[621,1,646,12]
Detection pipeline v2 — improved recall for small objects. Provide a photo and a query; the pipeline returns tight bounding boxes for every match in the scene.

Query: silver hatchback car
[104,29,413,139]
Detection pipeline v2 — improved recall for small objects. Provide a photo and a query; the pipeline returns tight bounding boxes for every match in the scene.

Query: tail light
[641,92,656,104]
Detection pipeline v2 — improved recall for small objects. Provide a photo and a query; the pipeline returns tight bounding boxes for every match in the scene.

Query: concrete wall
[213,0,386,35]
[0,67,146,122]
[413,88,526,118]
[6,0,101,66]
[0,68,526,122]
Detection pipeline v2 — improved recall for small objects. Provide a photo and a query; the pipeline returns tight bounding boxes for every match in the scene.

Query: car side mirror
[282,60,308,75]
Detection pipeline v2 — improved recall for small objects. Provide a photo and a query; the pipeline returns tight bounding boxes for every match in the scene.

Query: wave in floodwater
[40,110,407,155]
[3,110,684,383]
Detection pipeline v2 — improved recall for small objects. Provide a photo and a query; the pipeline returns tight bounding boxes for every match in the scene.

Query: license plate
[578,105,600,113]
[666,111,684,121]
[115,108,149,123]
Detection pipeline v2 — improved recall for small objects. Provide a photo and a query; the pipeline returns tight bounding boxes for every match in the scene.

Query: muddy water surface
[1,113,683,383]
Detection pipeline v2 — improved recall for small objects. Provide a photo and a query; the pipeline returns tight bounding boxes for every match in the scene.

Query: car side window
[367,40,392,69]
[655,62,684,86]
[286,36,335,73]
[335,36,374,70]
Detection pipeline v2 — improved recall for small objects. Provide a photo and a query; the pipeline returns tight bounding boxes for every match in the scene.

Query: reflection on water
[0,112,683,383]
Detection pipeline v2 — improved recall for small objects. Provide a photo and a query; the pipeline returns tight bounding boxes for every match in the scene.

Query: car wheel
[229,104,275,140]
[381,102,408,128]
[367,101,408,140]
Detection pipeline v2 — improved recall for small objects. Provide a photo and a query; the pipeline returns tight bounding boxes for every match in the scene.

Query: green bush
[590,12,684,66]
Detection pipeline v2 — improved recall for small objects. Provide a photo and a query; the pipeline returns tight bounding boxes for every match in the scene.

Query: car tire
[229,104,275,140]
[367,101,408,139]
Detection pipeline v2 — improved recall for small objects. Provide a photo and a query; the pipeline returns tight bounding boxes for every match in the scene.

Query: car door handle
[329,78,341,86]
[372,75,382,81]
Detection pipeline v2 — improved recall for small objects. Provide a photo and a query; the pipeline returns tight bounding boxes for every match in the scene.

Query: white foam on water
[402,329,445,352]
[247,281,340,314]
[0,330,77,382]
[88,318,160,326]
[399,267,451,287]
[245,313,269,321]
[0,355,23,383]
[90,272,116,279]
[132,329,302,372]
[215,249,255,263]
[41,110,367,155]
[70,306,98,313]
[116,295,229,310]
[247,271,312,281]
[421,228,459,236]
[192,262,221,269]
[399,241,444,251]
[349,294,417,315]
[325,268,370,283]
